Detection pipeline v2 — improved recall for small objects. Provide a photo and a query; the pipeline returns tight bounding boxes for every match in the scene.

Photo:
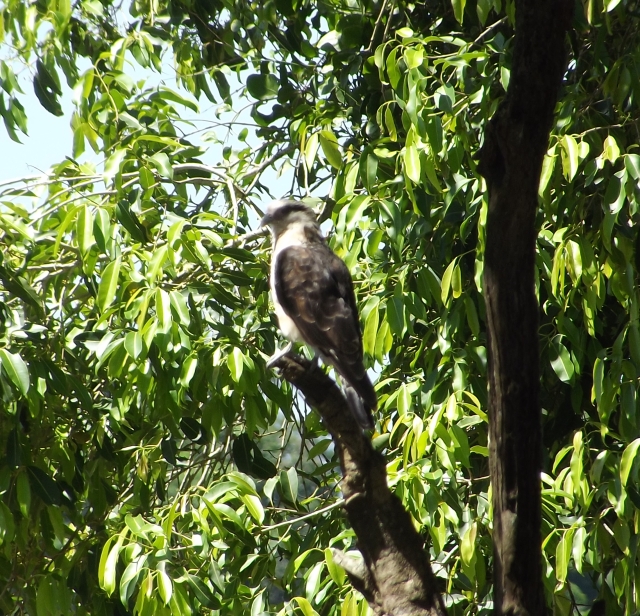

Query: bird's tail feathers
[344,386,375,430]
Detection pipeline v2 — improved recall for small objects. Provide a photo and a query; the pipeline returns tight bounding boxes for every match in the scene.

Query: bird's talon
[266,342,293,368]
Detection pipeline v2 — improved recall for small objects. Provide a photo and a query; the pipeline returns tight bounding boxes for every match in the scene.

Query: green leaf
[180,417,202,440]
[464,296,480,336]
[572,526,587,574]
[116,201,148,243]
[364,151,378,191]
[304,132,319,170]
[36,576,62,616]
[97,257,121,312]
[386,47,401,90]
[241,494,264,524]
[281,467,298,504]
[246,74,279,100]
[149,153,173,180]
[27,466,61,506]
[451,0,466,23]
[184,574,218,608]
[549,336,574,383]
[156,288,171,332]
[294,597,320,616]
[592,356,604,404]
[555,528,574,583]
[441,259,457,304]
[319,130,343,170]
[602,135,620,164]
[404,47,424,70]
[157,561,172,605]
[404,145,421,183]
[384,107,397,141]
[179,353,198,387]
[120,555,146,606]
[565,240,582,282]
[0,349,29,396]
[324,549,346,590]
[461,521,477,566]
[139,166,155,190]
[77,210,93,252]
[621,438,640,486]
[396,27,414,38]
[476,0,491,24]
[124,331,144,360]
[228,347,244,382]
[363,302,379,357]
[451,264,462,298]
[104,149,126,180]
[169,291,191,325]
[561,134,579,181]
[99,530,127,596]
[33,61,63,116]
[16,472,30,517]
[624,153,640,180]
[570,431,584,492]
[396,383,411,416]
[386,296,405,336]
[305,562,323,602]
[94,208,112,251]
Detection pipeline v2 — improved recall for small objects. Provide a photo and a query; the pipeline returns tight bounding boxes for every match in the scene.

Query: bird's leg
[266,341,293,368]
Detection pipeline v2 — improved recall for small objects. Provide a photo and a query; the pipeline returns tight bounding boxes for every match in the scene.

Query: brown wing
[274,244,376,413]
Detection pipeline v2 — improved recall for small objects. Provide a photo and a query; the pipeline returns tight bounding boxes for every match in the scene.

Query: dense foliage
[0,0,639,614]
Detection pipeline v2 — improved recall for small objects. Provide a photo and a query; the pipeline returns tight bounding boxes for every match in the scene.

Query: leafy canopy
[0,0,639,614]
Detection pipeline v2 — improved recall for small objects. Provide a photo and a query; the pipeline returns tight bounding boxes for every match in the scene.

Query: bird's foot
[266,342,293,368]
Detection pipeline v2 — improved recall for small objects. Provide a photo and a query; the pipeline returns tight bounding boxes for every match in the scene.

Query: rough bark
[271,354,447,616]
[476,1,574,615]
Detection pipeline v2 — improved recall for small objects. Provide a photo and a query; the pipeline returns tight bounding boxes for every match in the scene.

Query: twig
[261,500,344,532]
[227,177,239,235]
[472,16,508,46]
[243,144,296,181]
[224,226,268,248]
[366,0,390,54]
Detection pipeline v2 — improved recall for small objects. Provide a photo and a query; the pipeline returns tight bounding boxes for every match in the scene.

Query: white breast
[270,223,307,342]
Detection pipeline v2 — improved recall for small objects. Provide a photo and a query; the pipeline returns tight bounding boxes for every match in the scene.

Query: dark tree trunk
[272,354,447,616]
[477,1,574,615]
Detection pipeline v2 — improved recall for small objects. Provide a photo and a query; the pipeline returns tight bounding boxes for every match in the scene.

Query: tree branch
[270,354,447,616]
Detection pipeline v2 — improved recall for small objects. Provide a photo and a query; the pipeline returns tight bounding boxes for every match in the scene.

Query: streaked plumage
[261,199,376,429]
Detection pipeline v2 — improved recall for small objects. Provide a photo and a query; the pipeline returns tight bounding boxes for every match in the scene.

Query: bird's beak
[260,213,273,227]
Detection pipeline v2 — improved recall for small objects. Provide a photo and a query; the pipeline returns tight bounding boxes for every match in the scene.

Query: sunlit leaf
[621,438,640,486]
[404,145,421,183]
[319,129,343,169]
[0,349,29,396]
[97,257,121,312]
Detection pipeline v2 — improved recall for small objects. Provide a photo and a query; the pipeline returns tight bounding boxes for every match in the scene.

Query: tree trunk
[477,1,574,615]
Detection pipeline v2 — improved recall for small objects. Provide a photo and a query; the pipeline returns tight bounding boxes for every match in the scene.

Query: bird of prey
[261,199,376,430]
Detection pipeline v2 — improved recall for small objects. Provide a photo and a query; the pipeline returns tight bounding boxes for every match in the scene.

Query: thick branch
[271,354,447,616]
[477,1,573,615]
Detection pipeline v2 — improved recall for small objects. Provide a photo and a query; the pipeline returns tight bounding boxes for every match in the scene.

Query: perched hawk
[261,199,376,429]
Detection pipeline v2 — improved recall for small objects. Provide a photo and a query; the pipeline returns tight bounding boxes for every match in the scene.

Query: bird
[261,199,376,430]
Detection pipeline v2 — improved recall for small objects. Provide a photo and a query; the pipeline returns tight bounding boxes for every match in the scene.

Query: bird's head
[260,199,318,238]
